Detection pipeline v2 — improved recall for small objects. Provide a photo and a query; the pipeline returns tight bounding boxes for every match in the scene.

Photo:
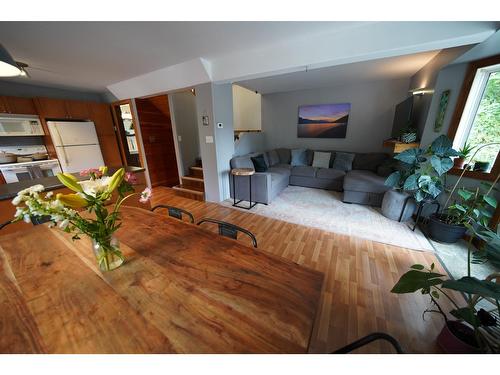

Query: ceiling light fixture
[409,87,434,96]
[0,44,22,77]
[16,61,30,78]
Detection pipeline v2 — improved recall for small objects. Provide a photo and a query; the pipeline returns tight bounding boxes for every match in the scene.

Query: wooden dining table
[0,206,323,353]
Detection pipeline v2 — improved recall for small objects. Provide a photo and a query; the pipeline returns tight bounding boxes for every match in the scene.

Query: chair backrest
[0,220,12,231]
[151,205,195,223]
[197,218,258,248]
[331,332,404,354]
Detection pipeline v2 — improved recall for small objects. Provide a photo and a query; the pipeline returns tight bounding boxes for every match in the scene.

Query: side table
[231,168,257,210]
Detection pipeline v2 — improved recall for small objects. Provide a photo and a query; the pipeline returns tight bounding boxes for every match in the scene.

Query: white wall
[232,85,262,131]
[170,91,200,175]
[261,78,410,152]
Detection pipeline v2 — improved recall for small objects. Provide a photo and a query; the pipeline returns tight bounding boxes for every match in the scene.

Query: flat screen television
[391,96,414,139]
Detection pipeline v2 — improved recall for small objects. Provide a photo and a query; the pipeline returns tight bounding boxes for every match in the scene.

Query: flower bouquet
[11,166,152,271]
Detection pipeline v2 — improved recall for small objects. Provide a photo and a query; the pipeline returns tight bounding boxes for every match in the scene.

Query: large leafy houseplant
[385,135,459,202]
[11,167,152,271]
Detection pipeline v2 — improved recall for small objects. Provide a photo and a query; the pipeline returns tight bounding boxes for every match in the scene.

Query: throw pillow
[266,150,280,167]
[312,151,331,168]
[251,155,268,172]
[291,148,307,166]
[332,152,355,171]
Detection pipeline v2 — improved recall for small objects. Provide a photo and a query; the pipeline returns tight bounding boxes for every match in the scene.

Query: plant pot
[437,321,482,354]
[427,213,467,243]
[473,161,490,172]
[453,157,466,169]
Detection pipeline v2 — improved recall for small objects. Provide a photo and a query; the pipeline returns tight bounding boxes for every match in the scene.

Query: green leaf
[450,308,480,327]
[442,277,500,300]
[391,270,445,294]
[395,148,422,165]
[414,190,426,202]
[431,290,440,299]
[457,189,474,201]
[403,174,419,190]
[430,155,453,176]
[410,264,425,270]
[431,135,454,157]
[384,171,401,187]
[483,195,497,208]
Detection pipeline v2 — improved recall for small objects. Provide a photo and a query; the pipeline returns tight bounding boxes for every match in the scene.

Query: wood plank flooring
[151,187,455,353]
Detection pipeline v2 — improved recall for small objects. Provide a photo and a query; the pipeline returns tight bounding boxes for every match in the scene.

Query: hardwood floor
[151,187,455,354]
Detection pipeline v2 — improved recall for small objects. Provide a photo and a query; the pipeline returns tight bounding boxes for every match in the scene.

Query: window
[449,55,500,180]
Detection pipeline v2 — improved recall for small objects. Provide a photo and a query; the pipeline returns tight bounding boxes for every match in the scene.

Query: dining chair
[197,218,258,248]
[151,204,195,223]
[331,332,404,354]
[0,220,12,230]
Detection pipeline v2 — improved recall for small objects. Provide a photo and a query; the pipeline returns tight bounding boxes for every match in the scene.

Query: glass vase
[91,235,125,271]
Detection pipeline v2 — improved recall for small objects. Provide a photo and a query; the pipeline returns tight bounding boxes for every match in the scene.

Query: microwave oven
[0,115,45,136]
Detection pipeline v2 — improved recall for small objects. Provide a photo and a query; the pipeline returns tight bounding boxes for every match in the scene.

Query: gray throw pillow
[332,152,355,171]
[265,150,280,167]
[312,151,331,168]
[291,148,307,166]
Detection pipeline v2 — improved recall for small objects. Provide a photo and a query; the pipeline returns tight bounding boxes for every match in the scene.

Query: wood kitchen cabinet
[35,97,90,120]
[0,96,38,115]
[90,102,123,166]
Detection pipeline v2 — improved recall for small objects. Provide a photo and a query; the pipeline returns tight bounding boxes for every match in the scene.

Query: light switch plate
[177,135,182,142]
[217,122,223,128]
[205,135,214,143]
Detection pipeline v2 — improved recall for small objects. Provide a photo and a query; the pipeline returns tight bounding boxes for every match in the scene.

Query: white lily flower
[78,176,112,197]
[11,195,22,205]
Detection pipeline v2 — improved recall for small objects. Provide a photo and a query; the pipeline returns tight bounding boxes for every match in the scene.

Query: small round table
[231,168,257,210]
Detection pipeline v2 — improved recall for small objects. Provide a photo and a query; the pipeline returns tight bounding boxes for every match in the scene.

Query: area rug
[221,186,433,252]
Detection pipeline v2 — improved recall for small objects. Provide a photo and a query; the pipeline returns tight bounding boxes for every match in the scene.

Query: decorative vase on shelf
[92,235,124,271]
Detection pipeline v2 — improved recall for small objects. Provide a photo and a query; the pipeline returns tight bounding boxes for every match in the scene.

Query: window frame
[447,53,500,182]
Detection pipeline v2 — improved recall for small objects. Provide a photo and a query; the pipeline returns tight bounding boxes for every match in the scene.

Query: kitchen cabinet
[90,103,123,166]
[0,96,37,115]
[35,98,90,120]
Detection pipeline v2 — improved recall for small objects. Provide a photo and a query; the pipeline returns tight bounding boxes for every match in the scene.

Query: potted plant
[385,135,459,203]
[427,184,497,243]
[454,142,474,169]
[391,224,500,353]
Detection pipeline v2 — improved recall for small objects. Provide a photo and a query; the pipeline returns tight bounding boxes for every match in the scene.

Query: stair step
[189,166,203,178]
[181,176,204,190]
[172,184,205,201]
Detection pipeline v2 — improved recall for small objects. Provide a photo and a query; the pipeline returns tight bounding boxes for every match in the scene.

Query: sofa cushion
[251,155,267,172]
[273,163,292,170]
[268,166,291,178]
[353,153,388,172]
[343,170,391,194]
[312,151,331,168]
[231,155,254,170]
[291,166,317,177]
[291,148,308,166]
[265,149,280,167]
[316,168,346,180]
[276,148,291,164]
[332,152,355,171]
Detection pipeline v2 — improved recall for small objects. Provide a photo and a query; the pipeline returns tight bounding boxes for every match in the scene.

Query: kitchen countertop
[0,166,145,201]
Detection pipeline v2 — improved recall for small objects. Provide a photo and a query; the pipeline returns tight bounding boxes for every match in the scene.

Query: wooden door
[135,95,179,187]
[35,97,69,119]
[89,102,122,167]
[1,96,37,115]
[65,100,90,120]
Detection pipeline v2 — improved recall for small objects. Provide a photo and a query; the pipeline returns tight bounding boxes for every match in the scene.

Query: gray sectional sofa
[229,148,393,206]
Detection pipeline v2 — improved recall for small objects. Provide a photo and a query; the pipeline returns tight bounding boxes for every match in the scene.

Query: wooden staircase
[173,165,205,201]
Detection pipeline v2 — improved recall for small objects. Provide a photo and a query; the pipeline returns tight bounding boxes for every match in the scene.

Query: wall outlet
[217,122,223,129]
[205,135,214,143]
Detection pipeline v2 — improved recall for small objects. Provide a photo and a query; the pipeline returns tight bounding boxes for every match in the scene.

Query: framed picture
[434,90,450,132]
[298,103,350,138]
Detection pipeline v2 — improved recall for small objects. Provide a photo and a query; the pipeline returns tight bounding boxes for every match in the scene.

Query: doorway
[111,100,143,168]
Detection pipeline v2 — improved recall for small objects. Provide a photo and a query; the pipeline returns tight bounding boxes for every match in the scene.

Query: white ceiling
[0,21,358,92]
[0,21,497,96]
[236,50,442,94]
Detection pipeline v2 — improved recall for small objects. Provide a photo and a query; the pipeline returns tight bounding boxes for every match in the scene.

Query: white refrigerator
[47,121,105,173]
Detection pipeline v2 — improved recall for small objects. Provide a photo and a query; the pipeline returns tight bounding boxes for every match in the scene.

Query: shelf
[382,139,420,154]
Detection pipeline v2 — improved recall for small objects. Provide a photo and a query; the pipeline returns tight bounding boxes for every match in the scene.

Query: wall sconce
[409,87,435,96]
